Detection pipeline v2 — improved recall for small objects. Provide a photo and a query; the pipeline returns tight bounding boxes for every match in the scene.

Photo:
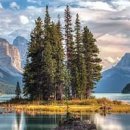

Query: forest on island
[22,5,102,101]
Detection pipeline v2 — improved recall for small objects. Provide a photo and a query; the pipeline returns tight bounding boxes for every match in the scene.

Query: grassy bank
[1,98,130,115]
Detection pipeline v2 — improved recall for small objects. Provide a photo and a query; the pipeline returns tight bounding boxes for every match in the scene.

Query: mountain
[0,81,15,94]
[95,53,130,93]
[0,38,22,72]
[0,38,23,93]
[13,36,28,68]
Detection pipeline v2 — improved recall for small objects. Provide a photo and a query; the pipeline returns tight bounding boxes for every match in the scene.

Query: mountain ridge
[95,53,130,93]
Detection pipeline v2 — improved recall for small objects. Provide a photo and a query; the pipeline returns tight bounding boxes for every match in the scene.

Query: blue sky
[0,0,130,69]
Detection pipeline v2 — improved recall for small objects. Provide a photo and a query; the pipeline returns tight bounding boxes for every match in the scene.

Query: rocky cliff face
[0,38,22,72]
[0,38,22,90]
[13,36,28,68]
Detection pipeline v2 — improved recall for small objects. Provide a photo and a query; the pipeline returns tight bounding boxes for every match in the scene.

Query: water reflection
[0,112,130,130]
[94,114,123,130]
[12,113,63,130]
[12,112,25,130]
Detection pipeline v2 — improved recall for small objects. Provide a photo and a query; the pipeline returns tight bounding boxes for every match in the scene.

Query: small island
[1,97,130,115]
[122,83,130,94]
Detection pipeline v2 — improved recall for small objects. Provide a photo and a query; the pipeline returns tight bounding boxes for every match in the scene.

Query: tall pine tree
[23,17,44,100]
[23,6,102,101]
[64,5,75,98]
[74,14,86,99]
[15,82,21,99]
[82,26,102,98]
[41,6,55,100]
[52,18,65,100]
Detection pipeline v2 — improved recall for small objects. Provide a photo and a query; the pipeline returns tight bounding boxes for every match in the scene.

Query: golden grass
[1,98,130,115]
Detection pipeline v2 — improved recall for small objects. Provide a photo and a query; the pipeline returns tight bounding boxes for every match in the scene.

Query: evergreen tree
[23,17,44,100]
[44,5,51,30]
[23,58,31,98]
[82,26,102,98]
[74,14,86,99]
[55,18,65,100]
[44,16,67,100]
[23,6,102,101]
[64,5,75,98]
[41,40,54,100]
[15,82,21,99]
[41,6,55,100]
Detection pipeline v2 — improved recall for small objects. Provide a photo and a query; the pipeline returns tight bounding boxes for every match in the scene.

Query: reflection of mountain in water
[12,112,26,130]
[94,114,123,130]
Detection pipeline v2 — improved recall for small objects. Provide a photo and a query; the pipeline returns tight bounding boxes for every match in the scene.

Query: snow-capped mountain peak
[116,53,130,68]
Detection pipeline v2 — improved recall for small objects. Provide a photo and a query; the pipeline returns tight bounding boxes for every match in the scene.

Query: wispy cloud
[10,2,20,10]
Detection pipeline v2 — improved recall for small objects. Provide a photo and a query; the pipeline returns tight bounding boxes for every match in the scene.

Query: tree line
[23,5,102,101]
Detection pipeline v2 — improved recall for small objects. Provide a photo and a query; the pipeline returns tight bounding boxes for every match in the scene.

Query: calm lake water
[93,93,130,103]
[0,112,130,130]
[0,93,130,130]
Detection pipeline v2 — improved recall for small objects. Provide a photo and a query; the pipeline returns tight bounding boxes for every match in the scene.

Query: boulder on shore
[55,117,97,130]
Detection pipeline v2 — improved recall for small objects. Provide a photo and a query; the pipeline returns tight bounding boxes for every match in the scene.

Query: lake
[0,93,130,130]
[93,93,130,103]
[0,112,130,130]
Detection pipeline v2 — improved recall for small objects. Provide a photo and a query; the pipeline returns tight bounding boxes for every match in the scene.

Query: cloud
[105,57,115,64]
[27,6,37,10]
[10,2,20,10]
[27,0,42,5]
[98,33,130,46]
[78,1,115,11]
[112,0,130,11]
[97,33,130,69]
[97,33,130,56]
[19,15,29,25]
[27,0,37,3]
[0,2,3,9]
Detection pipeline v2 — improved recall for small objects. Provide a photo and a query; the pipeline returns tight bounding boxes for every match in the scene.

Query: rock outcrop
[55,117,97,130]
[0,38,22,72]
[13,36,28,68]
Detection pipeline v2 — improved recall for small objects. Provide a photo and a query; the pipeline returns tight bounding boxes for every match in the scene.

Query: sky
[0,0,130,69]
